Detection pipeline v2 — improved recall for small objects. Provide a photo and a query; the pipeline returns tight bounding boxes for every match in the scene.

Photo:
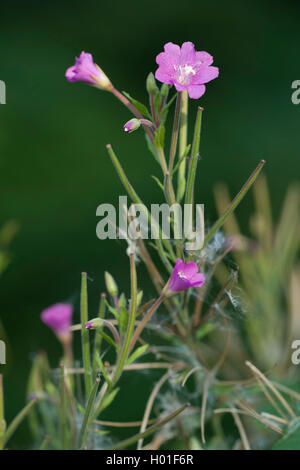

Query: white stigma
[178,270,188,279]
[174,64,196,85]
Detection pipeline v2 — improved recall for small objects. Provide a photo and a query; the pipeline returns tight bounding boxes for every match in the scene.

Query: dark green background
[0,0,299,447]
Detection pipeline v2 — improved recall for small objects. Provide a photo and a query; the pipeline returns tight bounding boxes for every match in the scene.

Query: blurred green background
[0,0,299,447]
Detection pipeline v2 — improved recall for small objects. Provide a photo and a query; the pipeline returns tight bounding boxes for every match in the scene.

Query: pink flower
[167,258,206,293]
[41,303,73,342]
[65,51,112,90]
[155,42,219,99]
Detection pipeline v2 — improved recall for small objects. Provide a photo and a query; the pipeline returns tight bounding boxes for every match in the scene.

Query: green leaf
[153,92,162,115]
[122,91,152,119]
[3,397,38,446]
[196,323,215,340]
[105,301,119,322]
[90,429,109,436]
[78,378,100,448]
[97,329,117,349]
[105,403,189,450]
[203,160,266,248]
[154,124,165,148]
[95,353,112,388]
[145,134,160,164]
[126,344,149,366]
[171,144,191,176]
[151,175,164,192]
[100,388,120,413]
[272,418,300,450]
[119,307,129,333]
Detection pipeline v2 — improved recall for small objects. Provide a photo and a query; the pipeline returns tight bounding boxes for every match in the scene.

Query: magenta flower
[167,258,206,293]
[65,51,112,90]
[155,42,219,99]
[41,303,73,341]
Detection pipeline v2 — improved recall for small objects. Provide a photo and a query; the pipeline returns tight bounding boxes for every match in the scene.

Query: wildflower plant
[1,41,300,451]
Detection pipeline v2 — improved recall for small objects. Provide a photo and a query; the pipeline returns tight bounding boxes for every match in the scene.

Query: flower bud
[160,83,169,99]
[137,290,143,307]
[104,271,118,297]
[146,72,159,96]
[85,318,103,329]
[123,118,141,133]
[119,293,127,309]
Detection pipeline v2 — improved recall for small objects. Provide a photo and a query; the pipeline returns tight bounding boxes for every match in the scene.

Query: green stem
[78,378,100,448]
[157,146,168,174]
[204,160,266,247]
[185,106,204,208]
[163,172,183,258]
[112,253,137,386]
[40,435,50,450]
[92,293,106,381]
[106,144,175,266]
[168,92,182,175]
[129,295,165,353]
[3,397,38,447]
[177,91,188,202]
[81,272,92,397]
[106,403,190,450]
[60,363,67,450]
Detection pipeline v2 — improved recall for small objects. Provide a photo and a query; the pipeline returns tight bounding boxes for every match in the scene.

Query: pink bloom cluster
[155,41,219,99]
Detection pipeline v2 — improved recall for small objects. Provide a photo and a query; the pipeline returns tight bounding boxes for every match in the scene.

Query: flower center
[177,270,188,279]
[174,64,196,85]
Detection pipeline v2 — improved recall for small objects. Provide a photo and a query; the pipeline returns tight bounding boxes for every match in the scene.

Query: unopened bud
[137,290,143,307]
[119,293,127,309]
[146,72,159,96]
[160,83,169,99]
[123,118,141,134]
[105,271,118,297]
[85,318,103,330]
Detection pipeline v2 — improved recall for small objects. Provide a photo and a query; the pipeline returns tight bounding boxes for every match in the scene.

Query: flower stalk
[112,253,137,386]
[177,90,189,201]
[80,272,92,397]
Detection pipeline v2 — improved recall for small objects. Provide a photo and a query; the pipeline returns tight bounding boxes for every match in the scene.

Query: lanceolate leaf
[203,160,266,248]
[126,344,149,366]
[122,92,152,120]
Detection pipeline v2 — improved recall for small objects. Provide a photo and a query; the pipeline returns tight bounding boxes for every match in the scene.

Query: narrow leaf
[126,344,149,366]
[122,92,152,119]
[204,160,266,247]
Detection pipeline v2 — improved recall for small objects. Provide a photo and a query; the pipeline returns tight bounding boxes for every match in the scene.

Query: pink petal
[193,66,219,84]
[164,42,181,60]
[187,84,206,99]
[182,261,198,277]
[195,51,214,66]
[65,66,76,81]
[190,273,206,287]
[174,82,187,92]
[180,42,196,64]
[155,67,174,84]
